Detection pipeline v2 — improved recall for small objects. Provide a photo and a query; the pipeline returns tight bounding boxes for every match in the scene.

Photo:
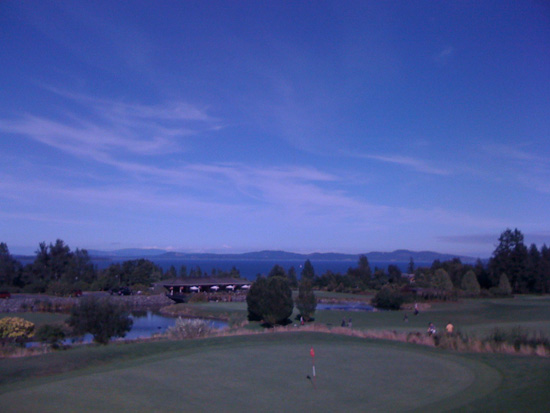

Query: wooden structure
[162,278,252,303]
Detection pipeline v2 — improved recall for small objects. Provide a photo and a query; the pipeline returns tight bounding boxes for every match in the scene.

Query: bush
[166,317,212,339]
[0,317,35,345]
[246,276,293,326]
[461,270,481,296]
[371,285,404,310]
[68,297,133,345]
[35,324,67,349]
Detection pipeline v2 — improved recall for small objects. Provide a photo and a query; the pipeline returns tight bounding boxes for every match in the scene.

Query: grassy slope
[2,296,550,411]
[1,333,549,412]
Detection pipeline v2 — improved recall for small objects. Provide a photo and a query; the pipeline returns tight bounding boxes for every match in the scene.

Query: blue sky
[1,1,549,257]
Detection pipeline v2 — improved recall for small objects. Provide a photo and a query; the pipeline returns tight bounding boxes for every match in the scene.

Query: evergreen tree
[0,242,21,288]
[432,268,453,292]
[489,228,528,293]
[268,264,286,278]
[407,257,415,274]
[287,266,298,288]
[301,259,315,281]
[246,275,293,326]
[295,278,317,321]
[496,272,513,296]
[461,270,481,296]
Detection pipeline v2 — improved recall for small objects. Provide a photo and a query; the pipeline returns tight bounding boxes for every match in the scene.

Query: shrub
[35,324,67,349]
[0,317,35,345]
[166,317,212,339]
[246,276,293,326]
[68,297,133,345]
[371,285,404,310]
[461,270,481,296]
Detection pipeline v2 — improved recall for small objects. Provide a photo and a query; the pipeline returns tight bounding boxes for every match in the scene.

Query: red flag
[310,347,315,358]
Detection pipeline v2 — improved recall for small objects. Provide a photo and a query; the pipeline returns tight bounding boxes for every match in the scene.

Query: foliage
[295,279,317,321]
[371,285,404,310]
[166,317,212,339]
[432,268,454,292]
[301,259,315,281]
[489,228,529,293]
[246,275,293,325]
[0,243,22,288]
[0,317,35,345]
[461,270,481,296]
[492,273,513,296]
[68,297,133,344]
[286,266,298,288]
[35,324,66,349]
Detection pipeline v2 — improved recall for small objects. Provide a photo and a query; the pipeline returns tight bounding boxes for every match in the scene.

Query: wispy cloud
[0,89,219,163]
[345,151,452,176]
[481,142,550,193]
[434,46,454,65]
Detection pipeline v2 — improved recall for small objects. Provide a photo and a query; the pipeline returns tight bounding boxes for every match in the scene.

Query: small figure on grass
[446,322,454,336]
[427,322,436,336]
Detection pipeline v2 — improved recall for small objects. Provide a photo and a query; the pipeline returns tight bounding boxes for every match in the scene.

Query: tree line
[0,239,242,295]
[251,228,550,298]
[1,228,548,297]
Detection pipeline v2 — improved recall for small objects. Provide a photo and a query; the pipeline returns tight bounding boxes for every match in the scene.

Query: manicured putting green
[0,334,500,412]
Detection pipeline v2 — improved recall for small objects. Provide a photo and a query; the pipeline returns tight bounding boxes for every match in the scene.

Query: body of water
[28,312,226,347]
[92,259,428,280]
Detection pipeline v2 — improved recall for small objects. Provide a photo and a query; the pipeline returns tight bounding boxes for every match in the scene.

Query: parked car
[0,291,11,299]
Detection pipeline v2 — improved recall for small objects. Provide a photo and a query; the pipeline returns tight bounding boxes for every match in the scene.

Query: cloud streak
[345,151,452,176]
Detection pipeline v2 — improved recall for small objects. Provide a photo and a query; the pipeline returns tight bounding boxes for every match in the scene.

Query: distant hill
[87,248,169,257]
[87,248,478,263]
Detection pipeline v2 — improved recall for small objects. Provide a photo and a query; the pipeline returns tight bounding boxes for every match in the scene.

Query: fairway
[0,333,503,412]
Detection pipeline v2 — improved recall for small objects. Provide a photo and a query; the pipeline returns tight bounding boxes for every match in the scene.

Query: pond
[28,311,227,347]
[317,302,375,312]
[125,311,227,340]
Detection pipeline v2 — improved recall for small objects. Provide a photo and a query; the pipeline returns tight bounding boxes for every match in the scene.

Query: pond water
[125,311,227,340]
[28,311,227,347]
[317,302,375,311]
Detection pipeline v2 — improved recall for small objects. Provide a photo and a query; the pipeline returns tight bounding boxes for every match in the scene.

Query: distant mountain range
[85,248,479,263]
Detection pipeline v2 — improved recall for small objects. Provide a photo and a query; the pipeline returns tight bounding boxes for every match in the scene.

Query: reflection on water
[27,311,227,346]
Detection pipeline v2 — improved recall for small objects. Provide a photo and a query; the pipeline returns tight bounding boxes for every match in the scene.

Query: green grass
[0,312,68,327]
[0,333,549,412]
[2,296,550,411]
[311,295,550,336]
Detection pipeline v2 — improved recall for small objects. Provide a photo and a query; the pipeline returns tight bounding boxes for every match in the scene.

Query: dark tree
[295,278,317,321]
[526,244,541,293]
[165,265,177,280]
[246,275,293,326]
[540,245,550,293]
[461,270,481,296]
[387,265,402,284]
[268,264,287,278]
[301,259,315,281]
[407,257,415,274]
[0,242,21,287]
[287,266,298,288]
[68,296,133,344]
[371,284,403,310]
[489,229,528,293]
[246,277,268,321]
